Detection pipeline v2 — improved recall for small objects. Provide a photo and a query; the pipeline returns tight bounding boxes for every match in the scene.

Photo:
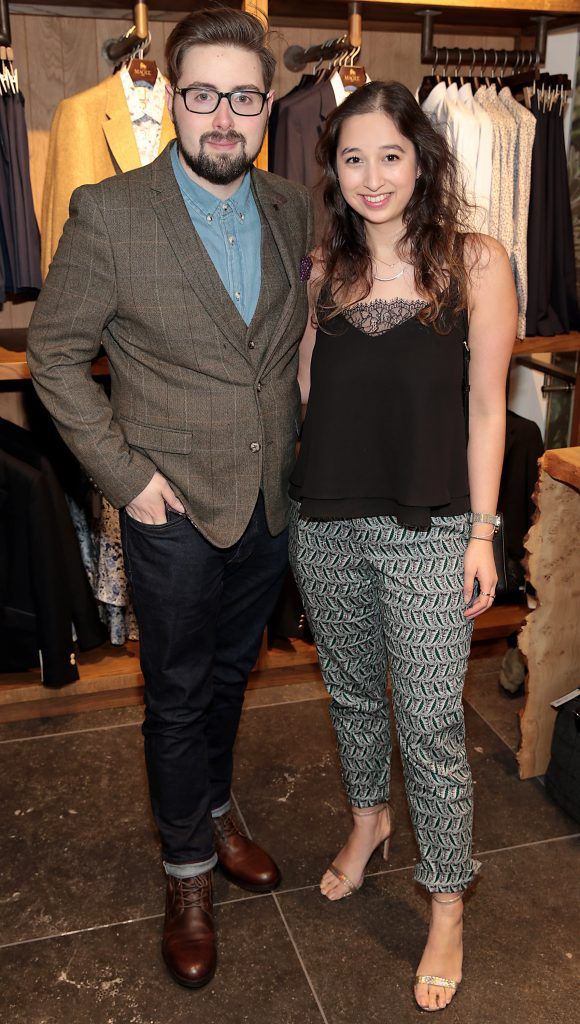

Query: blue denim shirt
[170,142,261,325]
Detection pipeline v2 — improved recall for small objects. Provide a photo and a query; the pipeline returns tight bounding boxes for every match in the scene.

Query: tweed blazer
[40,73,175,279]
[27,146,313,548]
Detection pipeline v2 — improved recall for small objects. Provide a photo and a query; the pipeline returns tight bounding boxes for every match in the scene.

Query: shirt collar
[421,80,447,114]
[120,66,166,125]
[170,141,252,219]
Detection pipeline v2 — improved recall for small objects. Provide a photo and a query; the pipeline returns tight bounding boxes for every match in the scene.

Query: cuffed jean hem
[163,854,218,879]
[211,799,232,819]
[414,858,482,894]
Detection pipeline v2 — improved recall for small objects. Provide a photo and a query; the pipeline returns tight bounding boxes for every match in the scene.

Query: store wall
[0,12,518,330]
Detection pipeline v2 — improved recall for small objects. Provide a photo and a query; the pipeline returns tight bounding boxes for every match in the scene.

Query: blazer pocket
[119,418,193,455]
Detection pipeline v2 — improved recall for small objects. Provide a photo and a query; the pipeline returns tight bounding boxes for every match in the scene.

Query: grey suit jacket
[27,146,313,548]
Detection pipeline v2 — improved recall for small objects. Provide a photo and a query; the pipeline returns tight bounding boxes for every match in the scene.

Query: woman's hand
[463,538,498,619]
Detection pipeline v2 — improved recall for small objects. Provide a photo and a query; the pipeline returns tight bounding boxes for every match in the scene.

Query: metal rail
[0,0,11,47]
[103,1,149,64]
[284,1,362,72]
[416,9,554,70]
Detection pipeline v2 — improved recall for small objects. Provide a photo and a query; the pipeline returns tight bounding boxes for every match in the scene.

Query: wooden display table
[518,447,580,779]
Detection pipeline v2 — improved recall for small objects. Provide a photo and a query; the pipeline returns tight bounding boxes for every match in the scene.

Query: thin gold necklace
[374,255,399,268]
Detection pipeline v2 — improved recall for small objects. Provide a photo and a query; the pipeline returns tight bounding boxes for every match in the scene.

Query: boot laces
[177,874,211,910]
[214,812,243,839]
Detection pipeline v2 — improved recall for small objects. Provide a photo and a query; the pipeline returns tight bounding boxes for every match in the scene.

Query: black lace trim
[343,297,426,336]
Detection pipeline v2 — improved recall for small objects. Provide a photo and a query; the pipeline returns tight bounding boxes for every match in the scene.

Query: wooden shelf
[513,333,580,356]
[9,0,579,31]
[0,603,527,723]
[0,330,109,381]
[2,330,579,383]
[0,638,321,723]
[543,446,580,491]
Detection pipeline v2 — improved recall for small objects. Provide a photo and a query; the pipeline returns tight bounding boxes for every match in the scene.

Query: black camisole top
[289,298,471,529]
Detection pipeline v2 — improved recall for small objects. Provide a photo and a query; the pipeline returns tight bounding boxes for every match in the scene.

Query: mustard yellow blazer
[41,73,175,279]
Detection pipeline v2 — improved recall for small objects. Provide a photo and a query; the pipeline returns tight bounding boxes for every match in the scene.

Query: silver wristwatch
[471,512,501,533]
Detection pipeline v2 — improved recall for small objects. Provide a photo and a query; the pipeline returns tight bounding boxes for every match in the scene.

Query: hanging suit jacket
[0,419,106,685]
[0,89,42,298]
[40,72,175,278]
[498,410,544,564]
[273,79,337,189]
[27,145,313,549]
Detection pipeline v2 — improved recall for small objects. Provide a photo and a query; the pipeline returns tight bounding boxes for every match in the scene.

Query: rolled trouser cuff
[163,854,218,879]
[211,800,232,819]
[415,858,482,894]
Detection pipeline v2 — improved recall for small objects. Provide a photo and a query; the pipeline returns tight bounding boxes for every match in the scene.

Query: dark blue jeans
[120,493,288,865]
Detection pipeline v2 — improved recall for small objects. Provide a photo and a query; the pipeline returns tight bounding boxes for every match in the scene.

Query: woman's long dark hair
[314,81,479,331]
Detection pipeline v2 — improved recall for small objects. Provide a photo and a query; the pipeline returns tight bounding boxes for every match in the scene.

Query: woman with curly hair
[289,81,517,1011]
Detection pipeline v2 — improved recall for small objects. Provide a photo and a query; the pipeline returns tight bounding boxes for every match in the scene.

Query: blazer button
[256,380,262,392]
[248,340,255,349]
[250,442,261,452]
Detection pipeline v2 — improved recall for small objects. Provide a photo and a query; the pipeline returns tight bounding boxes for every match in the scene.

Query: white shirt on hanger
[457,82,493,234]
[329,70,372,107]
[120,66,167,168]
[421,81,482,232]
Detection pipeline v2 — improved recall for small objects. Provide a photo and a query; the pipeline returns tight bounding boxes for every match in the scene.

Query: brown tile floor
[0,652,578,1024]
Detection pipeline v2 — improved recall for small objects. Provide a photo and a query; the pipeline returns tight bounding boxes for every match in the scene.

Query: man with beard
[27,8,312,989]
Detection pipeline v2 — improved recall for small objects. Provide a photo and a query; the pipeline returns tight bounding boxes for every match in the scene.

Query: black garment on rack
[548,103,579,333]
[268,75,313,172]
[271,78,336,188]
[526,94,580,336]
[0,87,41,300]
[0,419,106,685]
[497,410,544,596]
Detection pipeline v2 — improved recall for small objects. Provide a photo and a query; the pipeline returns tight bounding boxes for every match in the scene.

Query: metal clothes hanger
[418,46,442,104]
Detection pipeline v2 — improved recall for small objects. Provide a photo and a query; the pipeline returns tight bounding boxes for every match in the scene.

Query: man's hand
[125,471,186,525]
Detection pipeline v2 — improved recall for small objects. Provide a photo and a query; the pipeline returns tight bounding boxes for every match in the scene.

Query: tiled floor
[0,653,578,1024]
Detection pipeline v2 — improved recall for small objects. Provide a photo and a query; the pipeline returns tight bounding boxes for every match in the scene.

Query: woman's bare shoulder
[463,232,509,276]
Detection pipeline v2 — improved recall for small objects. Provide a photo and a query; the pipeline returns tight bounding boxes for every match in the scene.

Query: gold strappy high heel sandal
[414,892,463,1012]
[323,802,395,900]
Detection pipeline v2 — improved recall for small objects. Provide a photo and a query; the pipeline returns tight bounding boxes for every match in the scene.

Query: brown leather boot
[213,811,281,893]
[162,870,216,988]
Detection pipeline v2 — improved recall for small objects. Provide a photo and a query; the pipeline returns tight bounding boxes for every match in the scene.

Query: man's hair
[165,7,276,91]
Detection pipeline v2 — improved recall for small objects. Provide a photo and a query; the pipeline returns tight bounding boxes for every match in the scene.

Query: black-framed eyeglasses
[175,87,269,116]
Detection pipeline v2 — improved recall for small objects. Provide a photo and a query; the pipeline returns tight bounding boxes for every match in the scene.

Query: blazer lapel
[251,168,298,370]
[102,76,141,173]
[149,147,249,359]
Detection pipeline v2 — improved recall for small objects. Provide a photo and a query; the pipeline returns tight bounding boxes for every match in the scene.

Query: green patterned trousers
[289,505,481,893]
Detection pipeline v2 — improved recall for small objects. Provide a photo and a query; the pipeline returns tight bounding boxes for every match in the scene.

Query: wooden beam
[543,446,580,492]
[517,450,580,778]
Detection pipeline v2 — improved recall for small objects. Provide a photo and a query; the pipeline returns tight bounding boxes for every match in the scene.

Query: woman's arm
[464,235,518,618]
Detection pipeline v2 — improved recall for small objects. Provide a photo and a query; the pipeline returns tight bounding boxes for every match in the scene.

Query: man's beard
[175,123,265,185]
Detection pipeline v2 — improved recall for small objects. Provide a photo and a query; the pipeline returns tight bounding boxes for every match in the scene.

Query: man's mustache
[200,131,245,145]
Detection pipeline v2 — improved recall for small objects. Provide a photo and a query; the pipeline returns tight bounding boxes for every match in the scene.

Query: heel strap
[352,802,388,817]
[432,892,463,905]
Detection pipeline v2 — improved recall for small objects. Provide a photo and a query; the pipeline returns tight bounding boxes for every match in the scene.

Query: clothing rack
[0,0,11,47]
[284,0,362,72]
[102,0,149,65]
[416,8,554,70]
